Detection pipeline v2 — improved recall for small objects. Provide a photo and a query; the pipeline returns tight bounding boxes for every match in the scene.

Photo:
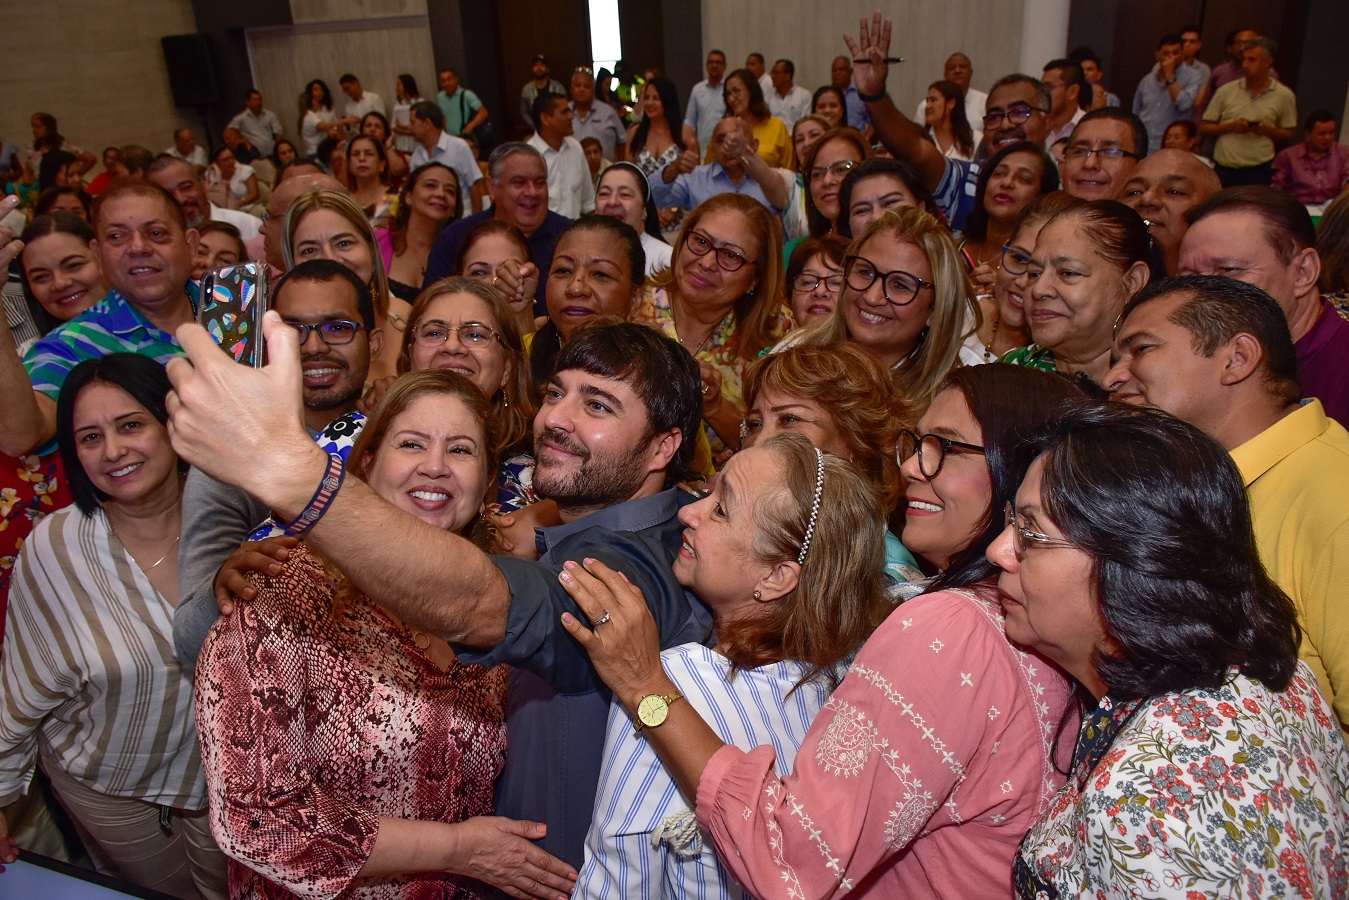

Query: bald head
[944,53,973,92]
[712,116,757,171]
[264,173,346,270]
[1122,149,1221,273]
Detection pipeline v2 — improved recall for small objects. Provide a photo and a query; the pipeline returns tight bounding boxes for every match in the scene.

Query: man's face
[831,56,852,89]
[93,193,195,308]
[1080,59,1102,83]
[1232,29,1258,61]
[1156,43,1182,68]
[148,160,210,228]
[983,82,1048,151]
[1105,292,1227,431]
[1120,149,1220,258]
[746,55,765,79]
[1241,47,1272,81]
[246,92,263,114]
[706,53,726,83]
[1179,210,1300,315]
[341,79,361,101]
[533,368,664,509]
[944,54,972,91]
[439,69,459,94]
[1307,121,1337,154]
[491,153,548,234]
[770,61,791,93]
[263,173,345,270]
[713,118,750,168]
[275,277,374,416]
[532,59,549,79]
[1181,31,1202,63]
[541,99,574,137]
[1061,118,1139,200]
[174,130,196,156]
[409,112,435,144]
[571,72,595,105]
[1040,67,1074,117]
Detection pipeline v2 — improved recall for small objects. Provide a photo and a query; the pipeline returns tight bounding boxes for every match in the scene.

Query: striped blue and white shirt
[575,643,845,900]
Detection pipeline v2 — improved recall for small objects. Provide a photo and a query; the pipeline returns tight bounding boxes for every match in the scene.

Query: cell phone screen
[198,262,268,367]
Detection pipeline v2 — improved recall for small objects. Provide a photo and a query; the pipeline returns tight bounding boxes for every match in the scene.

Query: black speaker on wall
[162,34,221,108]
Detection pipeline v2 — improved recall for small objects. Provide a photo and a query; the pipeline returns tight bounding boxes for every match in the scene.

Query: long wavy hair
[629,77,685,159]
[803,127,872,238]
[927,80,974,158]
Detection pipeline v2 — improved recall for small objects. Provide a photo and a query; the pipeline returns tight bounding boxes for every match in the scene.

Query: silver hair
[488,142,546,184]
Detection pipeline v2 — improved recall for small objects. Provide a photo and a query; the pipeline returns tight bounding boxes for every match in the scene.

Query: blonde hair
[282,189,393,320]
[807,205,977,410]
[651,193,788,359]
[398,276,537,458]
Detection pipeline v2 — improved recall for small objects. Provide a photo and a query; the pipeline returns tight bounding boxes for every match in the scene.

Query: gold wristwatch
[634,690,684,733]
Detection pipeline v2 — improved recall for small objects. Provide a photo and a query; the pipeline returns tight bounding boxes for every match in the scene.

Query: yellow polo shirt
[1231,399,1349,731]
[1204,77,1298,168]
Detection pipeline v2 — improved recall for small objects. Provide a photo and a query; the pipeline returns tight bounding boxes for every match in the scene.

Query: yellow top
[1231,399,1349,731]
[704,116,795,171]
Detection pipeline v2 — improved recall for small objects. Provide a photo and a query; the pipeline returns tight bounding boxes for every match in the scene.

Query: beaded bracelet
[279,452,346,536]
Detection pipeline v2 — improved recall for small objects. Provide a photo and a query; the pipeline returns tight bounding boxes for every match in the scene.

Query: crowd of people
[1,10,1348,900]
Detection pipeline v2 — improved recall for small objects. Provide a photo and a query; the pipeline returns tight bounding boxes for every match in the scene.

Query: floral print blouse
[1016,665,1349,899]
[0,450,70,629]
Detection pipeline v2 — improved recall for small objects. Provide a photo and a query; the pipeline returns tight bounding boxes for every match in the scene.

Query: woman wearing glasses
[995,404,1349,899]
[635,194,790,459]
[785,127,872,265]
[561,364,1089,898]
[783,235,848,327]
[714,69,793,170]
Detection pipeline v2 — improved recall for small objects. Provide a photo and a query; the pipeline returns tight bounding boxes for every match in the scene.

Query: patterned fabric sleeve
[195,557,380,898]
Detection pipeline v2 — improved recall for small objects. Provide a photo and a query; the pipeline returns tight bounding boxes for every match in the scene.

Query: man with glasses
[1060,108,1147,200]
[570,67,625,162]
[649,116,790,214]
[842,12,1050,232]
[1133,34,1203,154]
[174,259,381,669]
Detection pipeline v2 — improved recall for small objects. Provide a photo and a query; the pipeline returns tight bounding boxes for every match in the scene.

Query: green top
[997,343,1057,372]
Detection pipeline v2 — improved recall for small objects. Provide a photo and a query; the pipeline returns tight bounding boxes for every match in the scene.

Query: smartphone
[198,262,268,367]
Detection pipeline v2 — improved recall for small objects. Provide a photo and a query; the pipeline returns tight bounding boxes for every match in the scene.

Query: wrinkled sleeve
[649,169,692,210]
[195,585,379,899]
[693,595,1009,900]
[1304,519,1349,731]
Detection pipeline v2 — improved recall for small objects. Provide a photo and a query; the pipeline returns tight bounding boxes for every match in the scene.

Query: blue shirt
[931,157,982,233]
[1132,64,1204,154]
[423,207,573,316]
[685,79,727,154]
[457,488,715,869]
[648,162,786,216]
[843,82,872,131]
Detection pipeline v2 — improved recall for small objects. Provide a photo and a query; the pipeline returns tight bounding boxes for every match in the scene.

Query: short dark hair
[1049,198,1164,282]
[531,91,567,132]
[559,215,645,294]
[1179,24,1201,38]
[747,52,764,65]
[989,73,1052,112]
[34,186,91,220]
[708,49,726,60]
[272,258,377,331]
[92,178,186,233]
[146,153,196,181]
[247,89,261,100]
[774,58,795,76]
[120,144,154,175]
[1067,46,1101,68]
[339,73,357,85]
[410,100,444,131]
[195,221,246,262]
[1030,403,1302,697]
[1185,186,1316,263]
[550,323,701,482]
[1043,59,1087,109]
[1306,109,1336,131]
[1073,107,1148,157]
[1157,32,1183,50]
[1122,274,1300,404]
[57,354,182,516]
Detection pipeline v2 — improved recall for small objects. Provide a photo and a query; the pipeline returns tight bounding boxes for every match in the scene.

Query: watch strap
[634,690,684,733]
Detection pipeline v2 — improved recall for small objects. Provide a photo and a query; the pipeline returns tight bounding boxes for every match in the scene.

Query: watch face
[637,694,670,727]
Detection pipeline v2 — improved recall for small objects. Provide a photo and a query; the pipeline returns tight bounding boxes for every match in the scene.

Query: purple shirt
[1273,142,1349,204]
[1296,299,1349,427]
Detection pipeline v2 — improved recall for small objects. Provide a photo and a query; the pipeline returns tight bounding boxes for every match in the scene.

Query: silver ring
[594,610,612,626]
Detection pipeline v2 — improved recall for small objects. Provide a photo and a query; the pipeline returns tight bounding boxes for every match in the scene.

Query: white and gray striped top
[1,505,205,809]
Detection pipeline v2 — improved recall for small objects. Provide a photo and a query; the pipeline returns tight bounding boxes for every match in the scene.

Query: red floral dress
[0,450,71,634]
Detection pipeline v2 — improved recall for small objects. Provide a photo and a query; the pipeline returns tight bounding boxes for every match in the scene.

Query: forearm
[866,94,946,190]
[359,817,459,877]
[745,156,787,210]
[612,669,725,802]
[1199,120,1229,137]
[0,373,55,457]
[465,108,489,133]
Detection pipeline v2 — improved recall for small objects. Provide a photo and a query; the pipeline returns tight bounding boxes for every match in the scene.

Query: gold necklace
[107,517,181,572]
[982,311,1002,363]
[672,303,730,356]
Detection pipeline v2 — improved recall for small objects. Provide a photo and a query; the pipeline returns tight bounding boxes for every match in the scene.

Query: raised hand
[843,11,894,98]
[0,195,23,271]
[492,260,539,316]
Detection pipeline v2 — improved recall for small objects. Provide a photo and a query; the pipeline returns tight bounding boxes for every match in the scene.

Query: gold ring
[701,385,709,395]
[491,275,498,286]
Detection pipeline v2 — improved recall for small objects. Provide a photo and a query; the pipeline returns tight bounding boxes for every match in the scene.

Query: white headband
[797,448,825,565]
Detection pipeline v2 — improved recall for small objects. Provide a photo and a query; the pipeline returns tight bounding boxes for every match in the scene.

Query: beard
[533,426,653,510]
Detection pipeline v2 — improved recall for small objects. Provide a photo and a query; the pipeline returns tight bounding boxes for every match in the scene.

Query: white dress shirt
[767,84,812,131]
[527,133,595,218]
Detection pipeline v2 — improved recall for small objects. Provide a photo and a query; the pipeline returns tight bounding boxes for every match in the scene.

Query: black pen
[853,57,905,63]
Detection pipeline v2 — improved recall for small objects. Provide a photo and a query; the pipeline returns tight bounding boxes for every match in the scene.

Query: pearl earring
[752,590,762,600]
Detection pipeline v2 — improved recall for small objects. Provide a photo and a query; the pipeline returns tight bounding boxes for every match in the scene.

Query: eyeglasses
[792,273,844,293]
[1003,502,1076,557]
[1062,146,1140,162]
[844,255,933,306]
[412,320,502,348]
[1000,244,1033,275]
[897,430,986,477]
[286,319,363,346]
[809,160,856,182]
[685,230,753,272]
[982,104,1047,127]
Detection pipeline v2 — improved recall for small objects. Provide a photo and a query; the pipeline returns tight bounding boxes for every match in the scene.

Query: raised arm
[0,211,58,456]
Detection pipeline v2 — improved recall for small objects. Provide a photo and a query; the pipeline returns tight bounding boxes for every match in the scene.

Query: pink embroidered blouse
[195,544,507,899]
[693,585,1075,899]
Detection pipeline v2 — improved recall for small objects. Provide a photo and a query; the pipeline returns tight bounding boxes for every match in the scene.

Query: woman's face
[215,150,237,177]
[741,387,850,458]
[31,117,49,140]
[276,142,298,166]
[1162,124,1194,151]
[56,162,84,190]
[72,381,178,507]
[673,444,783,615]
[674,207,761,312]
[900,387,990,569]
[348,139,383,182]
[408,168,457,223]
[23,232,105,321]
[987,457,1106,683]
[847,174,919,237]
[809,138,864,226]
[291,208,374,282]
[47,192,88,220]
[595,170,645,233]
[813,92,843,128]
[408,291,510,396]
[309,82,325,104]
[362,116,389,143]
[546,228,636,340]
[983,151,1043,223]
[793,120,827,169]
[1026,216,1140,358]
[841,232,934,365]
[923,89,951,126]
[642,83,664,120]
[192,230,243,282]
[362,392,490,534]
[788,252,842,326]
[993,217,1047,331]
[724,75,751,117]
[460,230,528,321]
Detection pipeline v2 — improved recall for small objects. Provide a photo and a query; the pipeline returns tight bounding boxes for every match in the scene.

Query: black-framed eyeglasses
[809,160,856,182]
[982,104,1047,127]
[844,255,933,307]
[685,230,753,272]
[1003,502,1076,557]
[897,430,986,477]
[286,319,363,346]
[792,273,844,293]
[1062,145,1140,162]
[1000,244,1033,275]
[411,320,503,348]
